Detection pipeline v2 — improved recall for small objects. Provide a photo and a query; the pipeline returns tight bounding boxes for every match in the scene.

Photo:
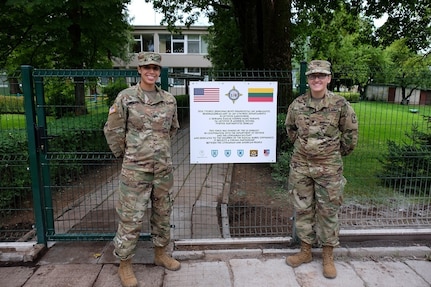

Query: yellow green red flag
[248,88,273,102]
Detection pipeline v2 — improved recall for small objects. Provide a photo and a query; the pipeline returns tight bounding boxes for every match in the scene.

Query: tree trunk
[74,77,87,115]
[8,77,22,95]
[231,0,293,106]
[67,3,87,115]
[232,0,291,70]
[231,0,261,68]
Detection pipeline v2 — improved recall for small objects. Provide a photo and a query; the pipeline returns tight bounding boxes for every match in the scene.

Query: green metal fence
[1,66,431,245]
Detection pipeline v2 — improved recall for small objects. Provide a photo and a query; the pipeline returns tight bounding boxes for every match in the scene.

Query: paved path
[1,241,430,287]
[170,127,232,240]
[50,126,231,240]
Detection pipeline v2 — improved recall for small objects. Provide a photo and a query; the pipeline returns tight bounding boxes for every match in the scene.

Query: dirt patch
[228,163,293,237]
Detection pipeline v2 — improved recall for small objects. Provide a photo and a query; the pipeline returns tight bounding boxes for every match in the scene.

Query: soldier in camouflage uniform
[284,60,358,279]
[104,52,180,287]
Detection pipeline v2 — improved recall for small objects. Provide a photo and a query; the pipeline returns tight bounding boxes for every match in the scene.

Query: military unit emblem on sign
[226,86,242,103]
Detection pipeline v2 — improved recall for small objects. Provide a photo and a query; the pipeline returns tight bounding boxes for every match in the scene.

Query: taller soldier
[284,60,358,278]
[104,52,180,287]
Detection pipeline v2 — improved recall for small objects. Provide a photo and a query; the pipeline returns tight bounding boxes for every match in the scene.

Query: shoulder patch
[109,106,117,115]
[351,113,358,124]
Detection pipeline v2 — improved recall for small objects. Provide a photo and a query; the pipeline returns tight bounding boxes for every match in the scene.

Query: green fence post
[299,61,307,95]
[34,77,55,236]
[21,65,47,245]
[161,67,169,91]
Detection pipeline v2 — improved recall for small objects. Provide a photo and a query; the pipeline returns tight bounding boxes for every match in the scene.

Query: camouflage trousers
[113,168,174,260]
[288,156,346,247]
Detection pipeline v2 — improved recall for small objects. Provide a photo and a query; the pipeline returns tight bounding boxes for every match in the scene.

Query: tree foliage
[381,39,431,104]
[0,0,134,115]
[150,0,292,70]
[0,0,133,70]
[148,0,431,69]
[364,0,431,53]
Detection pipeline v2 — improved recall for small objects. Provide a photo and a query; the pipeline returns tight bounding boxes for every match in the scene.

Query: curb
[0,242,45,263]
[173,246,431,262]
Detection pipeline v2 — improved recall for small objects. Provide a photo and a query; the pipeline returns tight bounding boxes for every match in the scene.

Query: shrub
[0,112,110,209]
[0,132,31,209]
[377,123,431,195]
[103,78,128,107]
[271,150,293,187]
[46,113,110,185]
[276,113,290,152]
[175,94,190,124]
[45,78,76,118]
[270,113,294,185]
[341,92,360,103]
[0,95,25,114]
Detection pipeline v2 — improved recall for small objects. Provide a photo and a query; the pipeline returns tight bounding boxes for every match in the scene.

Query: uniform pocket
[326,175,346,203]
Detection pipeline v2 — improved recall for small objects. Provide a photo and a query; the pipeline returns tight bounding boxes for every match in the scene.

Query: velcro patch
[109,106,117,115]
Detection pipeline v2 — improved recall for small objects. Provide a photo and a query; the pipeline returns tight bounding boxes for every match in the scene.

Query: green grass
[0,95,108,130]
[343,101,431,203]
[0,113,27,129]
[84,95,108,114]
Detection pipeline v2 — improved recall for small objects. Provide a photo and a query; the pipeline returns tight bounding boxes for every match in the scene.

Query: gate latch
[35,126,59,152]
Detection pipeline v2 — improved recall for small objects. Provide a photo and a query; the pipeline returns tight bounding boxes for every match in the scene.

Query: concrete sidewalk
[1,241,431,287]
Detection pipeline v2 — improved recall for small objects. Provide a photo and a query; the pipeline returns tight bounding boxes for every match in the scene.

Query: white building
[113,25,212,94]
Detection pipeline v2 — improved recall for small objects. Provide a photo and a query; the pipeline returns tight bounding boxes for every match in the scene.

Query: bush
[46,113,110,185]
[0,132,31,209]
[103,78,128,107]
[175,94,190,123]
[276,113,291,152]
[269,113,294,185]
[270,150,293,187]
[378,123,431,195]
[0,95,25,114]
[0,112,110,209]
[340,92,360,103]
[45,78,76,118]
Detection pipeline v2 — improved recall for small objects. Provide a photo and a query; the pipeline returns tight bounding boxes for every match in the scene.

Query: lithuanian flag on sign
[248,88,274,102]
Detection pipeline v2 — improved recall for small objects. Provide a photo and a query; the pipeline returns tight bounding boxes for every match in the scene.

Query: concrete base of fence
[0,242,45,263]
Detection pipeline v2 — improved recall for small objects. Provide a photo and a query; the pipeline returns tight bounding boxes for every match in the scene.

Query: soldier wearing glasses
[104,52,180,287]
[285,60,358,279]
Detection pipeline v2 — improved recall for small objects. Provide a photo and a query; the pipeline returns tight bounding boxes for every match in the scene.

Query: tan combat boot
[322,246,337,279]
[154,246,181,271]
[285,241,313,267]
[118,258,138,287]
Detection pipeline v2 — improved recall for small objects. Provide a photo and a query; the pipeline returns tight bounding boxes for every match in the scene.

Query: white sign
[189,81,277,164]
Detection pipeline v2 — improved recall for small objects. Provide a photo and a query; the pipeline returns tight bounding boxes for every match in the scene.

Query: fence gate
[21,66,164,243]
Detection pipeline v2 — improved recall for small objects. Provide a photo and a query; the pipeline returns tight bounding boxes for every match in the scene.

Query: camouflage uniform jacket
[285,90,358,158]
[104,84,180,172]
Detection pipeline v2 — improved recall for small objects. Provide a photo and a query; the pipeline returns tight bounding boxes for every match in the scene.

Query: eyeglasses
[141,65,160,71]
[307,74,328,80]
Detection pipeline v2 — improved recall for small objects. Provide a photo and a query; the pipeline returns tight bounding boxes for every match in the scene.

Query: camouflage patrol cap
[138,52,162,66]
[305,60,331,75]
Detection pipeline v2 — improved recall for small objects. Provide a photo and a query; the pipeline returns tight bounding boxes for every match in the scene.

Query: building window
[172,35,185,53]
[159,34,171,53]
[172,68,185,86]
[159,34,207,54]
[187,35,200,54]
[187,67,200,75]
[169,67,204,87]
[200,36,208,54]
[133,34,154,53]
